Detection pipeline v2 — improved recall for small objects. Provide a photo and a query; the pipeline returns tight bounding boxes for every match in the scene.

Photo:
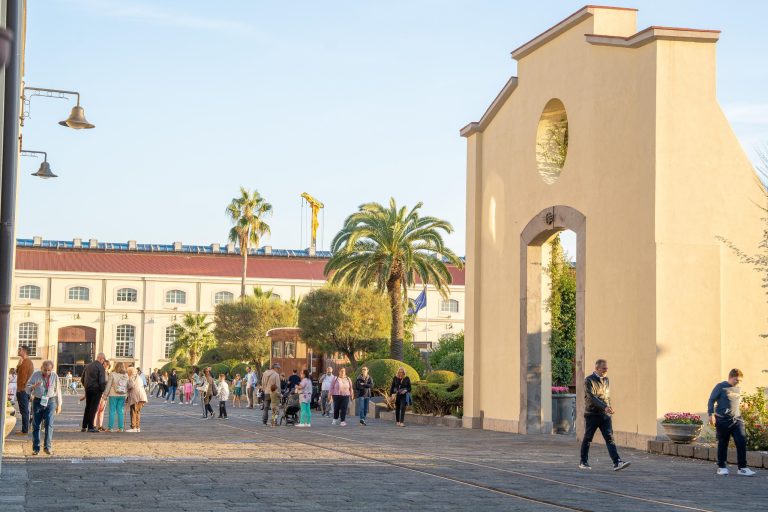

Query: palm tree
[226,187,272,298]
[325,198,463,361]
[172,313,215,366]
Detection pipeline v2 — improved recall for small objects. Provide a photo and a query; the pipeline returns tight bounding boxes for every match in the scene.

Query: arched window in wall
[68,286,90,301]
[439,299,459,314]
[19,285,41,300]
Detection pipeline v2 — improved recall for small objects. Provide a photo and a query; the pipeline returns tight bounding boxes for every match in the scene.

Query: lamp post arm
[23,86,81,105]
[21,150,47,161]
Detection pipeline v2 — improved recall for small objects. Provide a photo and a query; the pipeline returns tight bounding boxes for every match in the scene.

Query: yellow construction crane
[301,192,324,253]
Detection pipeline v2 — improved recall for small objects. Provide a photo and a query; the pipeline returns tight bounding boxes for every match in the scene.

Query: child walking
[232,374,242,408]
[183,379,193,405]
[269,384,280,426]
[217,374,230,419]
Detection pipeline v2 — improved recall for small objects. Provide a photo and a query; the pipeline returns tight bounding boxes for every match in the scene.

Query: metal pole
[0,0,23,474]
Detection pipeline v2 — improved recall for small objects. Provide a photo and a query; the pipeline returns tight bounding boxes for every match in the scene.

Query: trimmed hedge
[425,370,459,384]
[357,359,419,395]
[411,377,463,416]
[435,352,464,376]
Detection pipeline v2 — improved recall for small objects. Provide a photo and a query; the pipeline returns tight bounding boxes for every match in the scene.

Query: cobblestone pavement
[1,395,766,511]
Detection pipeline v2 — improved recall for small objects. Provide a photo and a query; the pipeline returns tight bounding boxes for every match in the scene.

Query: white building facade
[9,239,464,375]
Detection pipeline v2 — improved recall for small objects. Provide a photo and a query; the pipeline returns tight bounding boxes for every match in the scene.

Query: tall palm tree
[173,313,216,366]
[226,187,272,298]
[325,198,463,361]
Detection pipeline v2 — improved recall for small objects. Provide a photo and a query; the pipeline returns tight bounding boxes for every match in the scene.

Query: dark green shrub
[411,377,463,416]
[231,363,248,378]
[359,359,419,395]
[426,370,459,384]
[199,347,227,365]
[209,362,231,378]
[430,332,463,369]
[362,341,425,378]
[435,352,464,376]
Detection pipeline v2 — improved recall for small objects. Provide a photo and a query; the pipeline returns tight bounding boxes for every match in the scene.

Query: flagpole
[424,285,429,345]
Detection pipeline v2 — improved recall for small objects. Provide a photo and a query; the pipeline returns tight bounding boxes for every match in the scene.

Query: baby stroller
[278,390,300,426]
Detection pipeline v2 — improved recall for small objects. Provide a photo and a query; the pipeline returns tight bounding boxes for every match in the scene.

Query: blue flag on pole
[407,288,427,315]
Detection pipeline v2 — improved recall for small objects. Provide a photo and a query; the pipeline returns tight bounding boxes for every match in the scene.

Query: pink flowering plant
[661,412,703,425]
[551,386,570,395]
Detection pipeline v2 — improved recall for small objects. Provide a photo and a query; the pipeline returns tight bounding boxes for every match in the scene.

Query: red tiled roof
[14,248,465,285]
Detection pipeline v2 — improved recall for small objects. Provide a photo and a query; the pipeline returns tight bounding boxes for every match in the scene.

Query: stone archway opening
[520,206,585,437]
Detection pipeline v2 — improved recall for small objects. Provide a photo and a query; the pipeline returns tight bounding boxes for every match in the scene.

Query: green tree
[172,313,216,366]
[429,331,464,372]
[214,296,297,369]
[546,234,576,387]
[325,198,463,361]
[298,287,389,370]
[226,187,273,298]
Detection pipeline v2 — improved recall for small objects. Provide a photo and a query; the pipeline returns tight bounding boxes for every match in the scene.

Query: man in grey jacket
[579,359,630,471]
[26,360,62,455]
[261,363,281,425]
[707,368,755,476]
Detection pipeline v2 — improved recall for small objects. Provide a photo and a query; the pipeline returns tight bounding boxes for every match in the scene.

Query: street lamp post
[21,86,95,129]
[22,150,58,179]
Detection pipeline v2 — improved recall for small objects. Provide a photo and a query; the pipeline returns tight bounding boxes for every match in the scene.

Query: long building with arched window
[9,238,464,376]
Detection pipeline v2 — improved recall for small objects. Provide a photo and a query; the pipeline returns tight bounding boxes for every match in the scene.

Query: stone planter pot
[661,423,702,444]
[552,394,576,434]
[3,414,16,439]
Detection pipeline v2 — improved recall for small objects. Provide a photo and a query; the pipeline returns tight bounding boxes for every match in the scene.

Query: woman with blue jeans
[355,366,373,426]
[166,369,178,403]
[102,362,129,432]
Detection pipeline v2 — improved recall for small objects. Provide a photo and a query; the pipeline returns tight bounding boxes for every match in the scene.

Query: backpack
[115,374,129,394]
[210,380,219,397]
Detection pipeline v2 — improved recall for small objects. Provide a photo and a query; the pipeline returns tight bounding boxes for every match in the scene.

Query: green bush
[412,377,463,416]
[435,352,464,376]
[426,370,459,384]
[359,359,419,395]
[198,347,227,365]
[230,363,249,378]
[430,332,463,369]
[209,362,231,378]
[741,387,768,451]
[159,362,177,373]
[362,340,425,378]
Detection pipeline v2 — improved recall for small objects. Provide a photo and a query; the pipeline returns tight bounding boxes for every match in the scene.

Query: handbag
[405,392,412,406]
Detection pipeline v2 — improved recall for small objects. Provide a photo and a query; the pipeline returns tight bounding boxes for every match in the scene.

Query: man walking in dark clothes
[81,352,107,432]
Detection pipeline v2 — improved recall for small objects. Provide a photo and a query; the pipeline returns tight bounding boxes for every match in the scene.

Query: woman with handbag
[102,362,129,432]
[390,367,411,427]
[330,367,353,426]
[198,367,216,419]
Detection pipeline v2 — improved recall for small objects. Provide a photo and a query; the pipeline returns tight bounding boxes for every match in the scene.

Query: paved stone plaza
[1,395,765,511]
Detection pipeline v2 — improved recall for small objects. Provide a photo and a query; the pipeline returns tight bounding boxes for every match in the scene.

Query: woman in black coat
[389,367,411,427]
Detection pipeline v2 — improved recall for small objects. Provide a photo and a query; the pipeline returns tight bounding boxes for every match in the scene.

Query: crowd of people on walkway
[7,347,759,476]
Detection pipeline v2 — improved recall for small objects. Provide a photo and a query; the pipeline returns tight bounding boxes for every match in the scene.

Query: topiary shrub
[435,352,464,376]
[359,359,419,396]
[209,362,231,378]
[426,370,459,384]
[230,363,248,378]
[411,377,463,416]
[198,347,227,365]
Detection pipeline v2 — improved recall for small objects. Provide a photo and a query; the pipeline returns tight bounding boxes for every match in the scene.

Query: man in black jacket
[80,352,107,433]
[579,359,630,471]
[355,366,374,426]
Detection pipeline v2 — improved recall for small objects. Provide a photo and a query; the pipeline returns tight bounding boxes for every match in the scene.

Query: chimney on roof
[173,241,182,252]
[263,245,272,255]
[128,240,137,250]
[33,236,42,247]
[226,242,235,253]
[89,239,98,249]
[211,243,220,253]
[73,238,82,248]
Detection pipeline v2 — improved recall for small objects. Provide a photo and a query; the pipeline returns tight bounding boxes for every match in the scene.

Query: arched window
[165,289,186,304]
[116,288,138,302]
[18,322,38,357]
[214,291,234,305]
[270,293,281,301]
[115,324,135,358]
[68,286,90,301]
[439,299,459,314]
[19,285,41,300]
[164,325,178,359]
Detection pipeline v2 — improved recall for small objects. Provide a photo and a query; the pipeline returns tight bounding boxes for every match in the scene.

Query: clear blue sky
[19,1,768,259]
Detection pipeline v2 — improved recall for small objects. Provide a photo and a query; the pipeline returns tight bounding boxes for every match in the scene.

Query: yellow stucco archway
[461,5,768,449]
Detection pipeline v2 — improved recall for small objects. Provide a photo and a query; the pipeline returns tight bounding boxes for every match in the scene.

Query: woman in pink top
[330,367,353,426]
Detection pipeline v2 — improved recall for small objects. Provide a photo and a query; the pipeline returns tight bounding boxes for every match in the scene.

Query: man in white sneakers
[708,368,756,476]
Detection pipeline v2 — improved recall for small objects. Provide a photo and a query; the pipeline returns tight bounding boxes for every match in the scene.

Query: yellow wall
[464,6,767,447]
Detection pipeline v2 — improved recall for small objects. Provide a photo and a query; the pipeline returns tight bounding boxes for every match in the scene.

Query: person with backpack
[261,363,281,425]
[102,362,129,432]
